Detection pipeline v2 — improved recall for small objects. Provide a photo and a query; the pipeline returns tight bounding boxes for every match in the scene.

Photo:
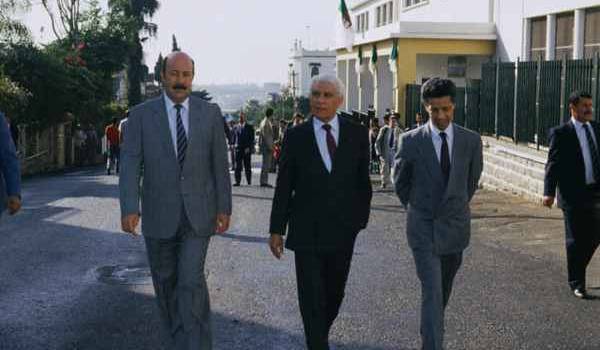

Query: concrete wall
[480,136,547,203]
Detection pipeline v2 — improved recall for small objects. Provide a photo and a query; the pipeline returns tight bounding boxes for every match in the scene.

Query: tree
[108,0,160,106]
[243,99,262,123]
[171,34,179,52]
[0,0,31,44]
[41,0,83,42]
[154,52,163,84]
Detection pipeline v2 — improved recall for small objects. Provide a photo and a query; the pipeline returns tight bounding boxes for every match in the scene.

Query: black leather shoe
[233,183,241,187]
[573,288,589,299]
[260,184,273,188]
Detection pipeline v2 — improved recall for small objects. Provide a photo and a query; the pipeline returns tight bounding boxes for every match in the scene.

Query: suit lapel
[331,118,349,175]
[443,125,466,199]
[305,117,329,175]
[566,122,585,168]
[421,126,443,184]
[151,98,178,163]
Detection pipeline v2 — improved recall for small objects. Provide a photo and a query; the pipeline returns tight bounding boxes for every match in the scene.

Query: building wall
[397,0,493,23]
[495,0,600,61]
[290,47,336,97]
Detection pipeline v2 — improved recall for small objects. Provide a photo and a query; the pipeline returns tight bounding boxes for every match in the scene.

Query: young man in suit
[544,91,600,299]
[119,51,232,350]
[394,78,483,350]
[233,112,255,186]
[269,75,372,350]
[0,112,21,219]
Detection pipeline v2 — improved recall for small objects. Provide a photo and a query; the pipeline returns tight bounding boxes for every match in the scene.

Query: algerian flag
[337,0,354,52]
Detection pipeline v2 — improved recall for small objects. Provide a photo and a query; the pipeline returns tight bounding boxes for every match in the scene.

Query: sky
[17,0,341,85]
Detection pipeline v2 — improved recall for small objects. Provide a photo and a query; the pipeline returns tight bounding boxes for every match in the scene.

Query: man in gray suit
[119,51,232,350]
[258,108,275,187]
[375,114,401,190]
[393,78,483,350]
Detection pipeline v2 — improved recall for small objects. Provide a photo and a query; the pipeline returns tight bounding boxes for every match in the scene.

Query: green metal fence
[403,54,600,147]
[516,61,537,143]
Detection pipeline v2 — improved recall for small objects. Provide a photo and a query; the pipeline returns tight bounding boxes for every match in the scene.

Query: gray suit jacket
[375,126,401,160]
[119,95,232,238]
[393,124,483,254]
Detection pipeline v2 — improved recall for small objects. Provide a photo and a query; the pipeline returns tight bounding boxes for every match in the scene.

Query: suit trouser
[235,148,252,184]
[229,146,236,170]
[106,145,120,172]
[563,206,600,291]
[411,248,463,350]
[295,247,355,350]
[144,213,213,350]
[379,155,392,187]
[260,151,273,185]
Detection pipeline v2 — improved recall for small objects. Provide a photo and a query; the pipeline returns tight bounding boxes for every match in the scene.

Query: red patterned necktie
[322,124,337,159]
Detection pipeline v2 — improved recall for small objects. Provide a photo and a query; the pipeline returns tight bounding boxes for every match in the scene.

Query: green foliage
[0,69,31,118]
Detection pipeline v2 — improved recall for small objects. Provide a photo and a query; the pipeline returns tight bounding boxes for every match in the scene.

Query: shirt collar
[571,116,591,129]
[164,93,190,113]
[313,115,339,132]
[429,120,454,139]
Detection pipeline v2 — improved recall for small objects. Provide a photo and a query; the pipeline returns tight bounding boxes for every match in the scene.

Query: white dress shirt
[312,116,339,173]
[163,94,190,156]
[429,121,454,164]
[571,117,599,185]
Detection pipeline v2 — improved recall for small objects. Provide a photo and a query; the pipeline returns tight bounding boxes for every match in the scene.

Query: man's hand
[542,196,555,208]
[215,214,230,234]
[7,196,21,215]
[269,234,284,259]
[121,214,141,236]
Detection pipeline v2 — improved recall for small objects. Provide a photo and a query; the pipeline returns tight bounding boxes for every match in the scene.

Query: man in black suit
[268,75,372,350]
[233,112,255,186]
[544,91,600,299]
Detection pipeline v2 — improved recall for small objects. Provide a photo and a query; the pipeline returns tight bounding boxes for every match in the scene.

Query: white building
[289,40,337,97]
[495,0,600,61]
[337,0,496,121]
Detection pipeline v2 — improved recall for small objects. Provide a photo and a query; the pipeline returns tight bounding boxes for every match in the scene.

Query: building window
[530,16,547,61]
[376,6,381,27]
[355,15,361,33]
[388,1,394,23]
[555,12,574,59]
[404,0,422,8]
[448,56,467,78]
[382,4,387,25]
[585,7,600,58]
[366,11,369,30]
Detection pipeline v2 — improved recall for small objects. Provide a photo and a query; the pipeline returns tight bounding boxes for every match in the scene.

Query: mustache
[172,84,187,90]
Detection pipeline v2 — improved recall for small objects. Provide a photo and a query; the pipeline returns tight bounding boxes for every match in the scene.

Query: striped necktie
[174,104,187,169]
[583,123,600,183]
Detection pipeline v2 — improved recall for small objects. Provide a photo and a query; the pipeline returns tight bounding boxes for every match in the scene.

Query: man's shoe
[233,183,241,187]
[107,169,111,175]
[573,288,589,299]
[260,184,273,188]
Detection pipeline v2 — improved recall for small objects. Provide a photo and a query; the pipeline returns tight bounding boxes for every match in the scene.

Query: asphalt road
[1,165,600,350]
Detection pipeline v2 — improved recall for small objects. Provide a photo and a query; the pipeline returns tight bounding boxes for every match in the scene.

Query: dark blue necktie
[440,132,450,186]
[388,128,395,149]
[175,104,187,169]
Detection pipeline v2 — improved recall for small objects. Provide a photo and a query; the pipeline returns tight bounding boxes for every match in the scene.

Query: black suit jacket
[544,120,600,210]
[269,117,373,252]
[235,123,255,151]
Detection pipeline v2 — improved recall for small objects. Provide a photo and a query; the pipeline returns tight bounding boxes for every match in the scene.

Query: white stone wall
[480,136,548,203]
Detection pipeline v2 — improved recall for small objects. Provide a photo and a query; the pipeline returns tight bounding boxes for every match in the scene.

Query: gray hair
[310,74,345,98]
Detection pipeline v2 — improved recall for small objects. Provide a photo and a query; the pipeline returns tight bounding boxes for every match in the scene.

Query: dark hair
[421,77,456,104]
[293,113,304,119]
[162,55,195,74]
[568,91,593,107]
[112,117,118,125]
[265,108,274,117]
[383,115,390,122]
